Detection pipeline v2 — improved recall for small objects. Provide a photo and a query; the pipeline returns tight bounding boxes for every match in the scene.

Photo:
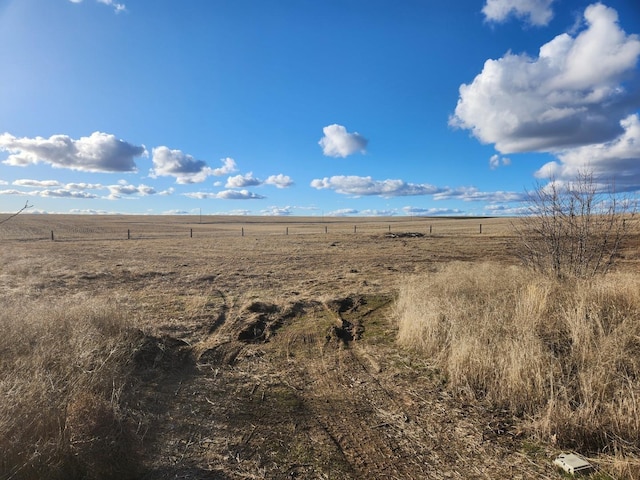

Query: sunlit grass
[0,295,142,480]
[396,263,640,475]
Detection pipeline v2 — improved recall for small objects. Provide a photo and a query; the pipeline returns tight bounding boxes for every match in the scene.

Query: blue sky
[1,0,639,216]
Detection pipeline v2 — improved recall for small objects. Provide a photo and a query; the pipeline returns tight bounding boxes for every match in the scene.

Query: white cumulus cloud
[536,114,640,189]
[482,0,554,26]
[310,175,442,197]
[0,132,145,172]
[65,182,104,190]
[107,182,156,199]
[225,172,262,189]
[318,124,368,158]
[265,174,293,189]
[225,172,293,189]
[451,3,640,154]
[151,146,215,184]
[216,189,265,200]
[212,157,238,176]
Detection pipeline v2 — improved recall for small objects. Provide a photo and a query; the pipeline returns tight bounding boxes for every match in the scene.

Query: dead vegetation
[396,262,640,478]
[0,296,142,480]
[1,214,639,479]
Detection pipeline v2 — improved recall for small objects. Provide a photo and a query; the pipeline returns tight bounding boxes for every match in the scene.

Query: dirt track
[130,293,561,479]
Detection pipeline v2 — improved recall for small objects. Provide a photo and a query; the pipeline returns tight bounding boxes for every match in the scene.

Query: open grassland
[1,214,639,479]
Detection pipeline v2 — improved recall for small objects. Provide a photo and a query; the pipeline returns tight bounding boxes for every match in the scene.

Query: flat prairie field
[1,215,522,300]
[1,214,639,479]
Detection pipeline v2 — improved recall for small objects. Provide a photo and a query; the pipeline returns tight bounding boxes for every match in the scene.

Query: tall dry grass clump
[0,295,142,480]
[396,262,640,455]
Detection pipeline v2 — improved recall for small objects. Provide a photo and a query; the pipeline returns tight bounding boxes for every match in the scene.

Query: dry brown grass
[2,214,639,478]
[396,262,640,465]
[0,295,141,480]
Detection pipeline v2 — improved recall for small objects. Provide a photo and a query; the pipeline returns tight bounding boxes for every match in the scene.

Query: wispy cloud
[310,175,442,197]
[69,0,126,13]
[326,208,359,217]
[261,206,293,216]
[13,179,62,188]
[0,188,99,199]
[433,187,525,203]
[402,206,464,216]
[183,189,265,200]
[13,179,104,190]
[482,0,554,26]
[489,154,511,170]
[484,204,531,215]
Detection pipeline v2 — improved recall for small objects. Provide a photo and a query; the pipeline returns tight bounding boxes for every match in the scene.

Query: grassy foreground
[0,296,142,480]
[396,262,640,477]
[2,214,639,478]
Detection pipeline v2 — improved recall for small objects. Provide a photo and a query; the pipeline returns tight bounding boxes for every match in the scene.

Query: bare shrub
[513,171,635,278]
[0,296,141,480]
[396,263,640,456]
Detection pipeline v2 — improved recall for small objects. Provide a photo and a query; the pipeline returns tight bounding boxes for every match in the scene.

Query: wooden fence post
[241,227,244,237]
[190,228,193,238]
[479,224,482,234]
[51,230,54,241]
[127,229,130,240]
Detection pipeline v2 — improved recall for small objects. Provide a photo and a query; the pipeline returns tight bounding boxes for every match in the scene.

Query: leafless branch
[512,170,636,279]
[0,201,33,225]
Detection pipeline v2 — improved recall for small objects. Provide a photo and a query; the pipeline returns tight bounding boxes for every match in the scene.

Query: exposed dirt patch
[129,295,562,479]
[133,333,192,372]
[385,232,425,238]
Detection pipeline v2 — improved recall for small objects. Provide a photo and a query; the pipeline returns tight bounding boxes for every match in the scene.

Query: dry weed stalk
[396,262,640,457]
[0,296,141,480]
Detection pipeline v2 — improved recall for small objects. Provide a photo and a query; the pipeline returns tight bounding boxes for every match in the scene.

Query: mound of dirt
[132,333,191,371]
[385,232,425,238]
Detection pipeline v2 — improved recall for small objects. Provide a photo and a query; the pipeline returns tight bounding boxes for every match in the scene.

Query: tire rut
[305,342,430,478]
